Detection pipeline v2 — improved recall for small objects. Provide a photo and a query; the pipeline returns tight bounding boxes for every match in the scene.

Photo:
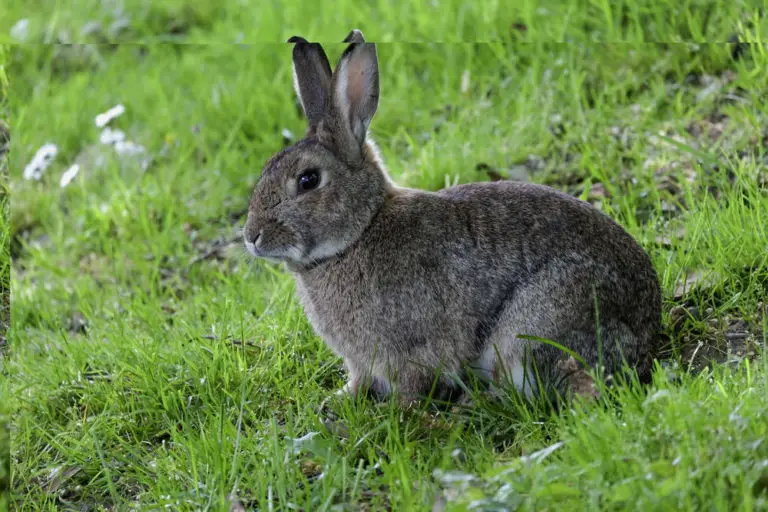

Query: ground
[3,1,768,510]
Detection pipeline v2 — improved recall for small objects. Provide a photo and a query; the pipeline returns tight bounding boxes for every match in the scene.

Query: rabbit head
[244,31,391,267]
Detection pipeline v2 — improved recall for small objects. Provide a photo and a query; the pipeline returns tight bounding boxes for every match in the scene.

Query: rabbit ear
[330,38,379,148]
[288,36,333,128]
[342,29,366,43]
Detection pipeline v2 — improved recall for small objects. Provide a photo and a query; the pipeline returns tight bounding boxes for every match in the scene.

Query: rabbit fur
[244,31,662,403]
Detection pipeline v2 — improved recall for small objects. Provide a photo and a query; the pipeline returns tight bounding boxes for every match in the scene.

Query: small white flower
[460,70,470,94]
[60,164,81,188]
[95,104,126,128]
[99,127,126,145]
[114,140,146,156]
[23,143,58,180]
[10,19,29,41]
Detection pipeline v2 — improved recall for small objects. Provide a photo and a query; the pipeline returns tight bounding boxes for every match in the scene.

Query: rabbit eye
[297,169,320,193]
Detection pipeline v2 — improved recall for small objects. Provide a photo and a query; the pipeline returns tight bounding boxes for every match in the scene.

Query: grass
[1,42,11,512]
[2,0,767,43]
[5,0,768,510]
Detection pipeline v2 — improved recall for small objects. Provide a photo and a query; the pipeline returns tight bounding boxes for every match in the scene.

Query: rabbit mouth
[244,238,304,264]
[244,239,262,258]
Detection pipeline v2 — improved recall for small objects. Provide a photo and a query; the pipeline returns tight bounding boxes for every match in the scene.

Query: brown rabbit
[244,30,662,403]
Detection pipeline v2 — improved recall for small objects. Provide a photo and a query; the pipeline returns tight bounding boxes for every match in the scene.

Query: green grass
[2,0,767,43]
[5,1,768,510]
[1,42,11,512]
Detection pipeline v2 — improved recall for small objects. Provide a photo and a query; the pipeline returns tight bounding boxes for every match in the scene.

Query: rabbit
[243,30,662,404]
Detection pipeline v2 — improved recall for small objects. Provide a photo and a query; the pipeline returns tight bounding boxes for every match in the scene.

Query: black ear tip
[343,29,365,43]
[287,35,308,44]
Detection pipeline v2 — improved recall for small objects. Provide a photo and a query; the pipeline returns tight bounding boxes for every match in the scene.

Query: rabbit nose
[246,230,262,246]
[244,230,262,257]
